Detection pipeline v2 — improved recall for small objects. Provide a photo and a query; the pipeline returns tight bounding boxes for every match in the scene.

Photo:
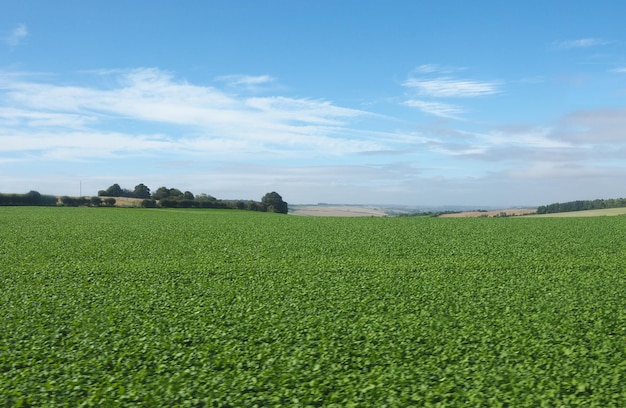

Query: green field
[2,207,626,406]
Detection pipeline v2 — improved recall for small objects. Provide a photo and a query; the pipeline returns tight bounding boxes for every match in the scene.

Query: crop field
[1,207,626,406]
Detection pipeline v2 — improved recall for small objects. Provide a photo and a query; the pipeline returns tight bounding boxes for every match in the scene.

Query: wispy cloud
[403,78,502,98]
[0,68,410,162]
[402,65,501,120]
[404,64,501,99]
[2,24,28,47]
[552,38,609,49]
[3,66,626,206]
[216,74,276,90]
[412,64,465,75]
[610,67,626,74]
[0,130,174,161]
[403,100,464,119]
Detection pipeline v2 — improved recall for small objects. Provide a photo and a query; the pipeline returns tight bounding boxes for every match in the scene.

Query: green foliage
[133,183,151,199]
[89,196,102,207]
[537,197,626,214]
[99,183,149,199]
[262,191,288,213]
[0,191,57,206]
[141,198,157,208]
[152,186,170,200]
[95,183,286,214]
[60,196,106,207]
[98,183,123,197]
[2,208,626,406]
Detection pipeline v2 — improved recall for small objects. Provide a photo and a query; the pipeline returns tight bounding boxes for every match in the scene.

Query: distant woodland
[536,198,626,214]
[0,191,58,206]
[0,183,288,214]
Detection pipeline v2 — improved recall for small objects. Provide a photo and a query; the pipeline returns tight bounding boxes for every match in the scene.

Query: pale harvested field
[108,197,144,207]
[290,205,388,217]
[439,209,537,218]
[529,207,626,217]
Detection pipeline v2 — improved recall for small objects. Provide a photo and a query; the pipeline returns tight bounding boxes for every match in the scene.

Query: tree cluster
[0,191,58,206]
[98,183,151,199]
[537,197,626,214]
[99,183,289,213]
[0,184,288,213]
[60,196,116,207]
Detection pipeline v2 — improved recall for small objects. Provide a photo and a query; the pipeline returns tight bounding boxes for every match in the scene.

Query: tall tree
[99,183,123,197]
[133,183,151,199]
[261,191,288,214]
[153,186,170,200]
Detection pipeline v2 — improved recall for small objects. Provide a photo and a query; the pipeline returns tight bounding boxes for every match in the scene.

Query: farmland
[1,207,626,406]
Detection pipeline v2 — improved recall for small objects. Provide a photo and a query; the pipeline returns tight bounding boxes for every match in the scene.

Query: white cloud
[401,66,502,119]
[3,67,626,206]
[217,74,275,87]
[610,67,626,73]
[413,64,440,74]
[552,38,609,49]
[0,129,175,159]
[403,77,501,98]
[412,64,465,75]
[432,145,487,156]
[404,100,464,119]
[404,64,500,100]
[0,107,97,128]
[0,68,408,162]
[215,74,278,93]
[482,127,570,149]
[3,24,28,47]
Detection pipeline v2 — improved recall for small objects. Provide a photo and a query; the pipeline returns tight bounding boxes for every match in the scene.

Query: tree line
[536,197,626,214]
[0,191,117,207]
[0,191,58,206]
[98,183,289,213]
[1,184,288,214]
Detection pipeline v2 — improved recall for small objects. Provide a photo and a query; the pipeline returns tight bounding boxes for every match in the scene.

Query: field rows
[1,207,626,406]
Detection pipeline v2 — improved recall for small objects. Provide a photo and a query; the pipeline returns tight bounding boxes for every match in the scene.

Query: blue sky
[2,1,626,206]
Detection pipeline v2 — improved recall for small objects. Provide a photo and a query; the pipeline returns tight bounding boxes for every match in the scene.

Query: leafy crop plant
[1,207,625,406]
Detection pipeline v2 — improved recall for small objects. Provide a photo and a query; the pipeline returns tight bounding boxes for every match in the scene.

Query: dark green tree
[246,200,263,211]
[168,188,183,198]
[90,196,102,206]
[153,186,170,200]
[99,183,123,197]
[60,196,74,206]
[261,191,288,214]
[141,199,157,208]
[133,183,151,199]
[60,196,89,206]
[25,190,41,204]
